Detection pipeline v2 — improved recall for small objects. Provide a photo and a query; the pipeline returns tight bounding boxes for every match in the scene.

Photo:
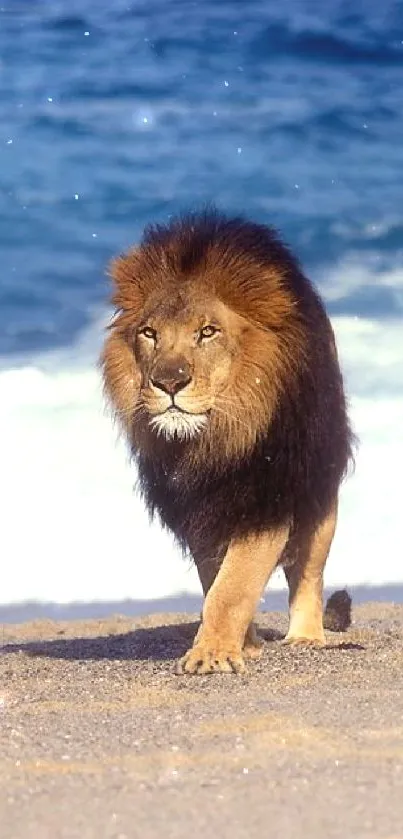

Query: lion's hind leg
[283,501,338,647]
[242,621,264,660]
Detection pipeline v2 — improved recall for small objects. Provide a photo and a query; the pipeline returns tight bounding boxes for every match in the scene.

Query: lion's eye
[199,324,219,340]
[139,326,157,341]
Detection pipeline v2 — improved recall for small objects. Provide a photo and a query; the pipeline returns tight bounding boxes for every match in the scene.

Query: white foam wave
[322,259,403,303]
[1,295,402,605]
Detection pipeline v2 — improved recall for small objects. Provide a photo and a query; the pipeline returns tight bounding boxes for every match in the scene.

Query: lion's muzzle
[150,357,192,396]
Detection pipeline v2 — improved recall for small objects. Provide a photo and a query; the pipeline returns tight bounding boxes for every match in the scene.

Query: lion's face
[107,287,254,443]
[102,282,300,456]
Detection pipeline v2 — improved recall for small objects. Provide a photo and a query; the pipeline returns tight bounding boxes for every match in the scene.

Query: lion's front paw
[176,638,245,675]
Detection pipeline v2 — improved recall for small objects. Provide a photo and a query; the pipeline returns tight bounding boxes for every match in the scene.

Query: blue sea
[1,0,402,608]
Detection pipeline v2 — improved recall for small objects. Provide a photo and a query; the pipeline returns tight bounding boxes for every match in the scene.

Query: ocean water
[1,0,402,607]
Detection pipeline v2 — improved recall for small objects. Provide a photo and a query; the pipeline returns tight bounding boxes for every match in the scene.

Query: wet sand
[1,603,403,838]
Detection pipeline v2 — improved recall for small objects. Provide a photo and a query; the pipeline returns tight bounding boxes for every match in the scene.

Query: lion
[101,210,354,674]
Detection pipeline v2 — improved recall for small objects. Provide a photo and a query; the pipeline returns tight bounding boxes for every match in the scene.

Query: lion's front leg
[177,527,289,675]
[194,555,262,663]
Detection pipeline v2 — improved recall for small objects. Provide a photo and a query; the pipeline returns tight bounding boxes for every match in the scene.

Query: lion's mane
[102,210,354,560]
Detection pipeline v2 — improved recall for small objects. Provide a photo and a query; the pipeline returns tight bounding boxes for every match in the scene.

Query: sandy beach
[1,602,402,838]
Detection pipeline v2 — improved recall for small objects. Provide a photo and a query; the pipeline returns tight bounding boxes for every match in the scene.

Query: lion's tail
[323,589,352,632]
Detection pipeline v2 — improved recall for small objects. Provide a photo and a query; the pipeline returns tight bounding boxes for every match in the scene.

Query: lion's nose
[150,361,192,396]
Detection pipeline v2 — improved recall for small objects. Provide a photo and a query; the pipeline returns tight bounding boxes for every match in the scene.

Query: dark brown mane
[102,209,354,560]
[142,210,296,276]
[111,209,308,329]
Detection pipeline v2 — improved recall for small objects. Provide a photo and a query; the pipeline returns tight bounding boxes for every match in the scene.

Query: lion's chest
[138,451,291,559]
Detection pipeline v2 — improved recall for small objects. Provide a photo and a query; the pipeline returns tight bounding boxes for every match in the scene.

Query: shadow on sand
[1,620,363,663]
